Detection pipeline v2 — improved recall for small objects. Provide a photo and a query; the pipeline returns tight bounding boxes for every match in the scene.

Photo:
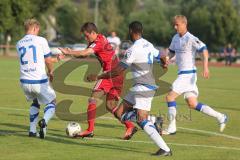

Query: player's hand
[87,74,98,82]
[57,54,65,61]
[202,68,210,79]
[48,71,54,82]
[58,47,72,55]
[160,56,169,69]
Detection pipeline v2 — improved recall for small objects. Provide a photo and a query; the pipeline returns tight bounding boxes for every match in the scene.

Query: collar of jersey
[133,38,143,44]
[178,31,189,39]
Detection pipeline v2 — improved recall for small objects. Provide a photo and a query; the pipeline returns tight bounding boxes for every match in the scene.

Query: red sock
[87,102,96,132]
[111,106,135,129]
[124,121,134,129]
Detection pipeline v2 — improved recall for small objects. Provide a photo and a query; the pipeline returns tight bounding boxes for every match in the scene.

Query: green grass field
[0,57,240,160]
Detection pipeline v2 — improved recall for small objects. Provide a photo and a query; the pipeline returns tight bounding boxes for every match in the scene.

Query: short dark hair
[129,21,143,34]
[81,22,98,33]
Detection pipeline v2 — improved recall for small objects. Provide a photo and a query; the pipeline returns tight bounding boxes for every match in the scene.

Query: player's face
[83,31,96,43]
[174,19,187,35]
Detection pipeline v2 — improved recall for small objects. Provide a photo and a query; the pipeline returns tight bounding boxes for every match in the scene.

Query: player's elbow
[45,57,53,65]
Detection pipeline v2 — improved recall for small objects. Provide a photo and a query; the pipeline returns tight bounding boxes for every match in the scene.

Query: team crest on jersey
[196,40,200,44]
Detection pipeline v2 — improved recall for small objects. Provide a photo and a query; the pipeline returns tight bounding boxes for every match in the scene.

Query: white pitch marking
[177,127,240,141]
[1,106,240,141]
[88,137,240,151]
[0,131,240,151]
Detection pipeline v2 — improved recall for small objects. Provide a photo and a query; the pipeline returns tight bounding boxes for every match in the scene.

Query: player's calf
[29,100,40,134]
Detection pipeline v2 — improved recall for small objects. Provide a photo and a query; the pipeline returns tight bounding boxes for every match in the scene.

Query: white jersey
[120,38,159,88]
[16,34,51,84]
[169,32,206,72]
[107,36,121,46]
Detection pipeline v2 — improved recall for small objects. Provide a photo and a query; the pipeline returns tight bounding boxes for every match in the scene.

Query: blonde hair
[174,15,188,24]
[24,18,40,32]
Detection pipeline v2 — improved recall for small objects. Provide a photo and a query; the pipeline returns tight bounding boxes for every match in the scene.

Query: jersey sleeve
[116,37,121,46]
[120,47,136,68]
[168,37,176,53]
[151,46,162,63]
[152,47,160,58]
[42,38,52,58]
[192,37,207,53]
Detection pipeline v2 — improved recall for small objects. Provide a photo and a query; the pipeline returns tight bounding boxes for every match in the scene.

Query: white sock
[43,103,55,124]
[167,101,177,132]
[196,103,224,122]
[29,106,39,133]
[168,107,177,122]
[140,120,170,152]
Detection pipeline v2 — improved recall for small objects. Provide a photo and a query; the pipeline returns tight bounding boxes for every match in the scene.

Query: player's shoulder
[96,34,107,42]
[16,37,23,47]
[36,36,48,43]
[186,32,199,41]
[187,32,205,45]
[134,38,150,46]
[171,34,179,42]
[92,34,106,47]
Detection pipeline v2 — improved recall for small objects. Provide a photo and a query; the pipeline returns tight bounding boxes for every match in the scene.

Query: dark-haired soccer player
[59,22,137,139]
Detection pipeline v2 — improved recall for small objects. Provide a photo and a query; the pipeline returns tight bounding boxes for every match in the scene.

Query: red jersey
[88,34,118,71]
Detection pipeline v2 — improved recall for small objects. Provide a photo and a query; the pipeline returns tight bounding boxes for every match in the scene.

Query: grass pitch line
[99,116,240,141]
[87,137,240,151]
[1,106,240,141]
[177,127,240,141]
[0,131,240,151]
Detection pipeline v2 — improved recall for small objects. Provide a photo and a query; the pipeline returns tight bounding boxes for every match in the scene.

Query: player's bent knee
[136,111,148,124]
[166,94,175,102]
[187,101,197,109]
[50,99,56,105]
[31,99,40,108]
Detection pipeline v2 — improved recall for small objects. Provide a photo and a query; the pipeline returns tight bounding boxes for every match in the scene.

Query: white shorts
[124,84,156,111]
[20,82,56,105]
[172,73,199,99]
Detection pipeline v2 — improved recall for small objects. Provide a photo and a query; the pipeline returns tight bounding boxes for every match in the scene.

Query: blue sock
[195,103,203,111]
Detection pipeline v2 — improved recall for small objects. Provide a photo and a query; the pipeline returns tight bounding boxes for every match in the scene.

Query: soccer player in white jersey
[16,18,60,139]
[87,21,172,156]
[162,15,228,135]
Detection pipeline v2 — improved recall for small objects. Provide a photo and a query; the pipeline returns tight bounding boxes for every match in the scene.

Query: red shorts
[93,75,123,100]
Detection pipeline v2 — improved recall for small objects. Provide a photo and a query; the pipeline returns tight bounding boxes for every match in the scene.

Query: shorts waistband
[20,79,48,84]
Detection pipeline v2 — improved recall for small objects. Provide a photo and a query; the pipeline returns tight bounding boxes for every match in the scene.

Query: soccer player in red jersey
[59,22,137,139]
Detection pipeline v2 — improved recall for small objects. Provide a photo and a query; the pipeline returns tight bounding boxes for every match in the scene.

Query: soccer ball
[66,122,81,137]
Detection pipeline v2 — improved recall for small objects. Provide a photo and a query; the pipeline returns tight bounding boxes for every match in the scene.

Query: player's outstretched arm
[202,49,210,79]
[50,54,65,63]
[58,47,94,57]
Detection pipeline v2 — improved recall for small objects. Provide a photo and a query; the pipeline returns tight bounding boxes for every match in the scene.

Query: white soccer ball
[66,122,81,137]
